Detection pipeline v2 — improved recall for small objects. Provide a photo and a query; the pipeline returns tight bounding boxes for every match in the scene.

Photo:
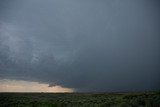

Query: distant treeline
[0,91,160,107]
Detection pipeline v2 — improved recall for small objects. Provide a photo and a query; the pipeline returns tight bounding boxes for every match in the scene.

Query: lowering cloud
[0,0,160,92]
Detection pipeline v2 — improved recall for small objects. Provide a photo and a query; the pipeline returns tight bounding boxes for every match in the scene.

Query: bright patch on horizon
[0,79,74,92]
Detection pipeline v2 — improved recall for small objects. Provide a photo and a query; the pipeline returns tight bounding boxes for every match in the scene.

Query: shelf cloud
[0,0,160,92]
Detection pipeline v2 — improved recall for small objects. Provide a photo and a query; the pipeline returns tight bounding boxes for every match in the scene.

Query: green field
[0,91,160,107]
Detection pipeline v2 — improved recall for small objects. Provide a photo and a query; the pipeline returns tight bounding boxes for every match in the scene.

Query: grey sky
[0,0,160,92]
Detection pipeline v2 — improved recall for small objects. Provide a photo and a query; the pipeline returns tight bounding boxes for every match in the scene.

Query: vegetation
[0,91,160,107]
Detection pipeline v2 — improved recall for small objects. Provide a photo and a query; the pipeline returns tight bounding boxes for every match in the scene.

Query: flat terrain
[0,91,160,107]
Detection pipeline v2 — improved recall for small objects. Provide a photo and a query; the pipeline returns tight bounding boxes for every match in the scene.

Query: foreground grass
[0,91,160,107]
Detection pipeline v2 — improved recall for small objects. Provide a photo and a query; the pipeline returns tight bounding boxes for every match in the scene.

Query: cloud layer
[0,0,160,92]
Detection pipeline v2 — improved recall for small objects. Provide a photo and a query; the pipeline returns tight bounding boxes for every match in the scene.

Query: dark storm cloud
[0,0,160,92]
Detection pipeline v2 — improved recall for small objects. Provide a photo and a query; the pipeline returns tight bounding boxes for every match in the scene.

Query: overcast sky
[0,0,160,92]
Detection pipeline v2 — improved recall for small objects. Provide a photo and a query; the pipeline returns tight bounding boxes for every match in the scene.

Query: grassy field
[0,91,160,107]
